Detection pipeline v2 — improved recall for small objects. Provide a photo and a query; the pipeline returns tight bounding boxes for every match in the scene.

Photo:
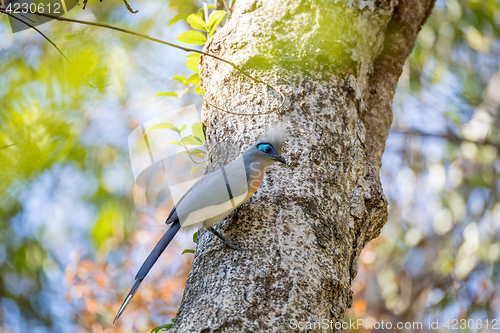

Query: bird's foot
[208,227,247,252]
[223,239,247,252]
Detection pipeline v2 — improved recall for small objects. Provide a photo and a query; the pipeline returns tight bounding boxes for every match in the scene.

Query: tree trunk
[171,0,435,331]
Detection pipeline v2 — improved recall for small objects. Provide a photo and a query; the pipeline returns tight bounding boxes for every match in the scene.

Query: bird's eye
[258,143,275,155]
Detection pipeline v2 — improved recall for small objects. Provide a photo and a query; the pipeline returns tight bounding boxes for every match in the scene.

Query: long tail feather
[113,220,181,323]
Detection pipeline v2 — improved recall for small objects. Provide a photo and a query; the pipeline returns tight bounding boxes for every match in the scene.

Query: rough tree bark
[171,0,435,331]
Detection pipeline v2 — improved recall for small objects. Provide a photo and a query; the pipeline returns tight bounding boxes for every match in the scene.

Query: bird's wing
[172,155,250,227]
[165,167,221,224]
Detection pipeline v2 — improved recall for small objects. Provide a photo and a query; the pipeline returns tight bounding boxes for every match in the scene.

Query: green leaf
[208,10,227,37]
[186,73,201,85]
[152,92,178,99]
[146,123,180,134]
[176,31,207,45]
[180,135,204,145]
[192,122,205,142]
[166,141,183,146]
[151,323,173,333]
[195,85,205,94]
[186,14,207,31]
[91,203,117,247]
[186,54,200,72]
[191,166,206,174]
[184,148,207,158]
[179,124,187,133]
[168,13,190,26]
[193,231,198,243]
[182,249,195,255]
[172,75,187,85]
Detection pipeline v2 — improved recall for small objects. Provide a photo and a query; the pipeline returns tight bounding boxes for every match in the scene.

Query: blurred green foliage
[0,0,173,330]
[346,0,500,328]
[1,0,500,331]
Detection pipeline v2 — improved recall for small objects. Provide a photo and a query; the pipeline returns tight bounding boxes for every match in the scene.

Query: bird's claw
[223,240,247,252]
[208,227,247,253]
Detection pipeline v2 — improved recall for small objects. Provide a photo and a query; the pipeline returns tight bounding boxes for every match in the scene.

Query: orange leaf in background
[64,267,76,284]
[159,278,185,301]
[91,322,104,332]
[72,284,89,299]
[80,260,94,271]
[85,298,98,314]
[352,299,366,316]
[95,270,108,287]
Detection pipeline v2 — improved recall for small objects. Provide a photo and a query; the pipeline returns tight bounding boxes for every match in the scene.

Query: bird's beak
[273,155,286,164]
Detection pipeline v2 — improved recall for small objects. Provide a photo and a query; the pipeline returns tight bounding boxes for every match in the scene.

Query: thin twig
[390,128,500,150]
[0,9,285,116]
[177,133,206,165]
[15,12,35,24]
[78,0,89,10]
[186,151,205,164]
[221,0,233,15]
[203,99,278,116]
[202,0,209,24]
[183,145,207,164]
[122,0,138,14]
[0,9,108,89]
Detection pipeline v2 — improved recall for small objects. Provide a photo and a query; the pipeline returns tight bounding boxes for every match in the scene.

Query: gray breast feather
[173,155,249,228]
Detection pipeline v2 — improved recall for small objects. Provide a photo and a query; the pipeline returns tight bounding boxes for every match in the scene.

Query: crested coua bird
[113,126,286,322]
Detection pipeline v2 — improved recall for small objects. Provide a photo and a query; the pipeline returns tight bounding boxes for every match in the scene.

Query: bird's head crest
[256,123,286,155]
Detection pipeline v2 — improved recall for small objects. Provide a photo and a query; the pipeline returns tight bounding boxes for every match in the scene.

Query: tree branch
[390,128,500,150]
[0,9,285,115]
[221,0,232,15]
[122,0,138,13]
[364,0,437,171]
